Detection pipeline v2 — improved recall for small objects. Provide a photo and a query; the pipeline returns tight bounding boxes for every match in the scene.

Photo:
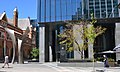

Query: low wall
[57,62,104,67]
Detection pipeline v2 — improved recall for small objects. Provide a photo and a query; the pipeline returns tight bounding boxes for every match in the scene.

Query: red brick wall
[0,38,32,60]
[0,39,4,58]
[23,44,31,59]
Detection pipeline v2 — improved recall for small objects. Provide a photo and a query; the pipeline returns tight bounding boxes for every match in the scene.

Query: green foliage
[85,13,106,44]
[58,27,74,52]
[95,57,104,62]
[107,58,115,62]
[31,47,39,59]
[58,13,106,59]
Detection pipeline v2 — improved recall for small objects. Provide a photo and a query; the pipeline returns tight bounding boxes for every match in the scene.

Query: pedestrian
[103,55,109,67]
[2,55,9,68]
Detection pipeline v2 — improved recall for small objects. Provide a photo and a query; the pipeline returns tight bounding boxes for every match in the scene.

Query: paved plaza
[0,62,120,72]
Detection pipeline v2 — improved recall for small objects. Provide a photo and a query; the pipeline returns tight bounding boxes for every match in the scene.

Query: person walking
[103,55,109,67]
[2,55,9,68]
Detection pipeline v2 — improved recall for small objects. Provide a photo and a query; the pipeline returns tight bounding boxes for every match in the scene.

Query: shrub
[31,47,39,59]
[107,58,115,62]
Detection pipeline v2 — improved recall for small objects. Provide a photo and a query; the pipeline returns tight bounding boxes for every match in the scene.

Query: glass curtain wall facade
[87,0,119,18]
[37,0,82,61]
[38,0,119,21]
[37,0,82,22]
[73,0,119,19]
[37,0,119,61]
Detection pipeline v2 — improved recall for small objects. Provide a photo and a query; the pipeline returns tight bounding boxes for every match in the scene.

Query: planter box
[28,59,39,62]
[108,62,115,67]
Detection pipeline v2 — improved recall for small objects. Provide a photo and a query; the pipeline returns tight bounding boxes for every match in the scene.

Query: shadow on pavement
[1,67,13,68]
[108,67,120,69]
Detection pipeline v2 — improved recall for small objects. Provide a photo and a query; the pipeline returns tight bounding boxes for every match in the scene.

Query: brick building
[0,8,36,62]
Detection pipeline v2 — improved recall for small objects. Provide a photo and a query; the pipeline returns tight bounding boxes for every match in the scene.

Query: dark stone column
[45,24,49,62]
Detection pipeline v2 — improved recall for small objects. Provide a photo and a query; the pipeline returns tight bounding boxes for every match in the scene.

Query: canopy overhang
[38,17,120,25]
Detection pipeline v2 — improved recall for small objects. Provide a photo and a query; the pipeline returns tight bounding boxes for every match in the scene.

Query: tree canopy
[58,14,106,59]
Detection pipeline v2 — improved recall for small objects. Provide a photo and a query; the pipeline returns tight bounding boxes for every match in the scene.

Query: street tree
[58,14,106,59]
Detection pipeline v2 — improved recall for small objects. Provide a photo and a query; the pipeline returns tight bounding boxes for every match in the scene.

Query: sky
[0,0,37,19]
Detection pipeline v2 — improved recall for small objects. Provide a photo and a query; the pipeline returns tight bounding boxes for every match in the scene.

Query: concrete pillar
[73,25,82,60]
[39,27,45,63]
[88,44,93,59]
[45,25,49,62]
[49,25,52,61]
[18,39,22,63]
[49,46,52,62]
[115,23,120,61]
[74,51,81,60]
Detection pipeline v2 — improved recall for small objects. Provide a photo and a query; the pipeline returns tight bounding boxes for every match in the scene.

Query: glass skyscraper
[73,0,119,19]
[38,0,119,21]
[37,0,82,22]
[37,0,82,62]
[37,0,119,62]
[89,0,119,18]
[79,0,119,19]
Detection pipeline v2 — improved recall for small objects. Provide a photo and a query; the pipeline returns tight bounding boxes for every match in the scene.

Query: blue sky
[0,0,37,19]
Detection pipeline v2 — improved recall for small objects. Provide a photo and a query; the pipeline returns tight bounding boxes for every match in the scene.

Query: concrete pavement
[0,62,120,72]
